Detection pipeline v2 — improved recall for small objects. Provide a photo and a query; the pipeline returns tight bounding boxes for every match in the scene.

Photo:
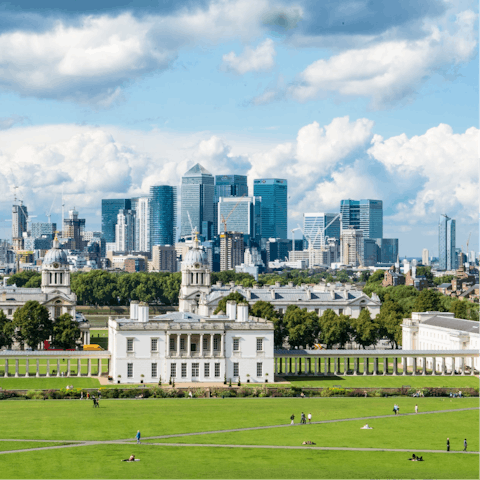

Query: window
[127,339,134,352]
[191,343,197,352]
[339,309,343,315]
[233,338,240,351]
[170,363,176,378]
[192,363,199,377]
[169,337,175,350]
[127,363,133,378]
[214,363,221,377]
[315,309,319,314]
[181,363,187,377]
[257,362,263,377]
[256,338,263,352]
[213,337,218,350]
[151,363,157,377]
[233,362,239,377]
[204,363,210,377]
[151,338,158,352]
[203,338,208,350]
[180,338,185,350]
[7,309,12,315]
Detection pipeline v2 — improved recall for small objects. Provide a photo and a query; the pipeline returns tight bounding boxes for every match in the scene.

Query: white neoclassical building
[402,312,480,372]
[0,236,90,346]
[108,237,274,384]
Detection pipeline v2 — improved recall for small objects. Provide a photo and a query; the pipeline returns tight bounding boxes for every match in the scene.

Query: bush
[0,390,19,400]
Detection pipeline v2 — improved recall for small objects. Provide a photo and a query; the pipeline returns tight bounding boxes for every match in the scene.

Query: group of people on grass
[290,412,312,425]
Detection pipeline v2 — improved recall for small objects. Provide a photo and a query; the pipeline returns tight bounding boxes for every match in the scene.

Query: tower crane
[220,194,246,233]
[291,227,301,253]
[45,194,57,223]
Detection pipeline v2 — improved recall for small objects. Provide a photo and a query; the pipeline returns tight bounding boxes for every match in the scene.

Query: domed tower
[41,235,71,294]
[178,233,211,313]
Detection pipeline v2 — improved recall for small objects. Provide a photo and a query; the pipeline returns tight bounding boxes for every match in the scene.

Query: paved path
[0,407,478,456]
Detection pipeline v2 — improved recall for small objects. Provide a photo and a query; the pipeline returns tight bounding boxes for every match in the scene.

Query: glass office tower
[340,199,383,240]
[439,214,456,270]
[181,163,214,239]
[214,175,248,236]
[253,178,287,239]
[380,238,399,264]
[303,213,340,249]
[218,196,261,244]
[131,197,150,252]
[101,199,131,243]
[149,185,177,247]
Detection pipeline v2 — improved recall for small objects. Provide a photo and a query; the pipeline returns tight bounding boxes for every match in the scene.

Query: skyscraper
[341,229,364,266]
[131,197,150,252]
[217,196,261,241]
[439,214,456,270]
[340,199,383,240]
[63,208,86,250]
[149,186,177,247]
[253,178,287,239]
[422,248,430,266]
[115,209,135,252]
[12,202,28,250]
[181,164,214,239]
[214,174,248,235]
[101,199,132,244]
[31,222,57,240]
[380,239,399,264]
[303,213,341,249]
[220,232,244,271]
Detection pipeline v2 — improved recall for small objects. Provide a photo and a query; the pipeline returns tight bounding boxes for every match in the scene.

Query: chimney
[138,302,149,323]
[275,281,281,288]
[216,281,223,287]
[226,301,237,320]
[271,289,276,300]
[237,303,249,322]
[130,301,139,320]
[229,281,235,288]
[288,282,294,287]
[245,290,251,300]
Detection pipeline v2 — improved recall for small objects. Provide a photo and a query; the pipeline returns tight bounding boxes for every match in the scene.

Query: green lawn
[0,442,76,452]
[0,377,102,390]
[284,374,480,388]
[90,330,108,350]
[0,397,477,479]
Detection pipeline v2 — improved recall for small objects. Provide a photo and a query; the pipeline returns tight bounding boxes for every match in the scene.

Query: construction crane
[291,227,301,253]
[220,194,246,233]
[45,194,57,223]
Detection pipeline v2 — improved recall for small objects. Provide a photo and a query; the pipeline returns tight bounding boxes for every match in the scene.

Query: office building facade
[439,215,456,270]
[149,185,177,247]
[340,199,383,240]
[151,245,177,273]
[101,199,132,244]
[12,202,28,250]
[380,238,399,264]
[422,248,430,266]
[220,232,244,271]
[63,209,86,250]
[31,222,56,240]
[115,209,135,252]
[303,213,340,249]
[131,197,150,253]
[214,174,248,236]
[181,164,214,239]
[341,229,364,267]
[217,196,261,241]
[253,179,287,239]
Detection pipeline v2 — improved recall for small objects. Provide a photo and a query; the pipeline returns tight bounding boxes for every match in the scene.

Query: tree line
[0,301,81,350]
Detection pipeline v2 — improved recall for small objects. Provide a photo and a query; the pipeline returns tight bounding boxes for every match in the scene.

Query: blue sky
[0,0,477,256]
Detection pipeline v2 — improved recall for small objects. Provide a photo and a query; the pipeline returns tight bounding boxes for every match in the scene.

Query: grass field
[0,377,102,389]
[0,397,477,479]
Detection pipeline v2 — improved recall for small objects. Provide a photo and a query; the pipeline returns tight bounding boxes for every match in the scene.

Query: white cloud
[287,10,477,108]
[222,38,276,74]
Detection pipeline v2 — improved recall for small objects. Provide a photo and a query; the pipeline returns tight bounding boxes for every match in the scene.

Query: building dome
[43,238,69,268]
[183,247,208,268]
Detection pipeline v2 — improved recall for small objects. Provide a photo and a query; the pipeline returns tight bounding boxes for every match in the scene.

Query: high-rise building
[217,196,261,241]
[341,229,364,266]
[63,208,86,250]
[303,213,341,249]
[253,178,287,239]
[115,209,135,252]
[12,202,28,250]
[31,222,56,240]
[181,164,214,239]
[363,238,380,266]
[220,232,244,271]
[131,197,150,252]
[422,248,430,266]
[214,174,248,236]
[340,199,383,240]
[101,199,132,244]
[151,245,177,272]
[380,238,399,264]
[149,185,177,248]
[439,214,456,270]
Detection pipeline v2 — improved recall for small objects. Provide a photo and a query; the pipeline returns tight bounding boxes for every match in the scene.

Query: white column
[461,357,465,375]
[210,334,214,357]
[166,334,170,356]
[314,358,318,375]
[15,359,19,377]
[471,357,475,375]
[200,334,204,357]
[451,357,455,375]
[187,334,191,357]
[77,359,81,376]
[422,357,427,375]
[344,357,348,375]
[67,359,71,377]
[353,358,357,376]
[393,357,397,375]
[4,359,8,377]
[363,358,368,375]
[87,359,92,377]
[97,359,102,376]
[324,358,328,376]
[46,359,50,377]
[441,357,445,376]
[373,357,378,375]
[36,359,40,377]
[383,357,387,375]
[56,359,61,377]
[432,357,437,375]
[177,333,181,357]
[412,357,417,376]
[294,358,298,374]
[220,334,224,357]
[25,359,30,377]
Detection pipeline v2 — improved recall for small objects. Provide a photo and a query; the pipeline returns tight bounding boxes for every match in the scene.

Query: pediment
[43,294,76,306]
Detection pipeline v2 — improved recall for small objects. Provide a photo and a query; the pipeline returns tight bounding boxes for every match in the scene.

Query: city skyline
[0,0,477,257]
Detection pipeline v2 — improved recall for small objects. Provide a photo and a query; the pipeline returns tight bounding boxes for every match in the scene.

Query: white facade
[422,249,430,266]
[341,229,364,267]
[402,312,480,372]
[133,197,150,252]
[115,209,135,252]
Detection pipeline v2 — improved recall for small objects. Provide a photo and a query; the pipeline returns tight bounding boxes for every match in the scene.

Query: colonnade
[166,333,224,357]
[274,352,478,376]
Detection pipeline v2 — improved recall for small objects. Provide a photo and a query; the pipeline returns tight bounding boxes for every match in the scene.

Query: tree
[6,271,41,288]
[0,310,14,349]
[350,309,378,349]
[360,270,371,283]
[52,313,81,349]
[13,301,53,350]
[318,309,351,349]
[283,305,320,349]
[71,270,118,306]
[250,301,284,349]
[413,289,446,313]
[376,298,404,348]
[213,292,246,314]
[416,266,433,283]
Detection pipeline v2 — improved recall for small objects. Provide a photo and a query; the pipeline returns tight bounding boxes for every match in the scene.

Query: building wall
[101,199,131,244]
[152,245,177,272]
[253,179,287,239]
[149,186,177,247]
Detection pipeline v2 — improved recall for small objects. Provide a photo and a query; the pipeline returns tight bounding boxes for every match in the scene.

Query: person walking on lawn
[463,439,467,452]
[290,414,295,425]
[446,438,450,452]
[136,430,141,444]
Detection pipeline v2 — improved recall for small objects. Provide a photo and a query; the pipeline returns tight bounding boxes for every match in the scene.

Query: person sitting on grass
[409,454,417,461]
[122,455,136,462]
[302,441,316,445]
[361,424,372,429]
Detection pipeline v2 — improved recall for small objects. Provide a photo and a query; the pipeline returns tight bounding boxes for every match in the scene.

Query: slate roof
[422,316,480,334]
[438,283,452,288]
[274,349,478,356]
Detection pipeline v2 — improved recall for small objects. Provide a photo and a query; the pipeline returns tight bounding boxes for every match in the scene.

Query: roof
[422,315,480,334]
[183,163,212,177]
[274,349,479,356]
[438,283,452,288]
[458,284,479,298]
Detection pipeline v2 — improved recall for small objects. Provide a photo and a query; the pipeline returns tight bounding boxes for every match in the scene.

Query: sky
[0,0,478,257]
